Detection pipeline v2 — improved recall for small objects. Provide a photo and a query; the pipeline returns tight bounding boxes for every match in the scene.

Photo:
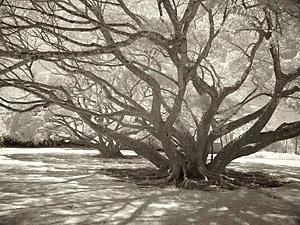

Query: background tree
[1,0,300,187]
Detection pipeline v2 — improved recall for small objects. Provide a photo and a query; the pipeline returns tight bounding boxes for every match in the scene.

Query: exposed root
[198,166,223,185]
[165,152,190,187]
[182,179,221,191]
[166,159,225,188]
[166,165,223,189]
[100,167,289,191]
[166,165,188,187]
[223,169,288,188]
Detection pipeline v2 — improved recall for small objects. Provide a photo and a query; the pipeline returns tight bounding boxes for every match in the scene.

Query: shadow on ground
[0,149,299,225]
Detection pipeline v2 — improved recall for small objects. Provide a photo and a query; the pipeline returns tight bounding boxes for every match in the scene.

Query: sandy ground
[0,148,299,225]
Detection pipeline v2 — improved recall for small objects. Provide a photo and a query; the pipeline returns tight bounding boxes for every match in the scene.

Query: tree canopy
[1,0,300,186]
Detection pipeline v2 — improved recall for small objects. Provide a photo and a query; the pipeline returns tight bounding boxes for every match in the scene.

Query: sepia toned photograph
[0,0,300,224]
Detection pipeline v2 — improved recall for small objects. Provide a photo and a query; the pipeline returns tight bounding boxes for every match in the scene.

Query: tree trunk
[98,148,124,158]
[207,151,234,175]
[208,142,265,174]
[96,139,123,158]
[167,155,222,188]
[166,145,221,187]
[134,147,170,170]
[167,151,188,187]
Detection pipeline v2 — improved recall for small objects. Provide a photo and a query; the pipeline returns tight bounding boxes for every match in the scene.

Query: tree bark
[165,140,221,187]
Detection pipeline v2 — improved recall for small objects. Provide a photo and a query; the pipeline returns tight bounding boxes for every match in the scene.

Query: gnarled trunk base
[166,154,222,188]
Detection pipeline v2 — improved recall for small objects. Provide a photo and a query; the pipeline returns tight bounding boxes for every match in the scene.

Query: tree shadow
[0,150,299,225]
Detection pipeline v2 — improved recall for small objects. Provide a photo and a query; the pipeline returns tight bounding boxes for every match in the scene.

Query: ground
[0,148,299,225]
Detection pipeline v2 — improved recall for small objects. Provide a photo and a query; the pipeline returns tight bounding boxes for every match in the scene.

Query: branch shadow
[0,150,299,225]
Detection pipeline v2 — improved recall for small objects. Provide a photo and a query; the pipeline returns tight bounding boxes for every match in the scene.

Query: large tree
[1,0,300,186]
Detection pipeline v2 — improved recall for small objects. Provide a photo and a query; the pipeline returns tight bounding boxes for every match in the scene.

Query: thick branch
[211,106,266,138]
[0,39,135,61]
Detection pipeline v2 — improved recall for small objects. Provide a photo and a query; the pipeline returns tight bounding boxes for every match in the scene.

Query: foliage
[6,111,49,144]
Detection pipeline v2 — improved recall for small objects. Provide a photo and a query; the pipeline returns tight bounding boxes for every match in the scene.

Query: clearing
[0,148,300,225]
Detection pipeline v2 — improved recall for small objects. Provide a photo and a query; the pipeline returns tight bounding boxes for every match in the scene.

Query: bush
[1,136,18,147]
[0,135,87,148]
[1,136,48,147]
[0,136,33,147]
